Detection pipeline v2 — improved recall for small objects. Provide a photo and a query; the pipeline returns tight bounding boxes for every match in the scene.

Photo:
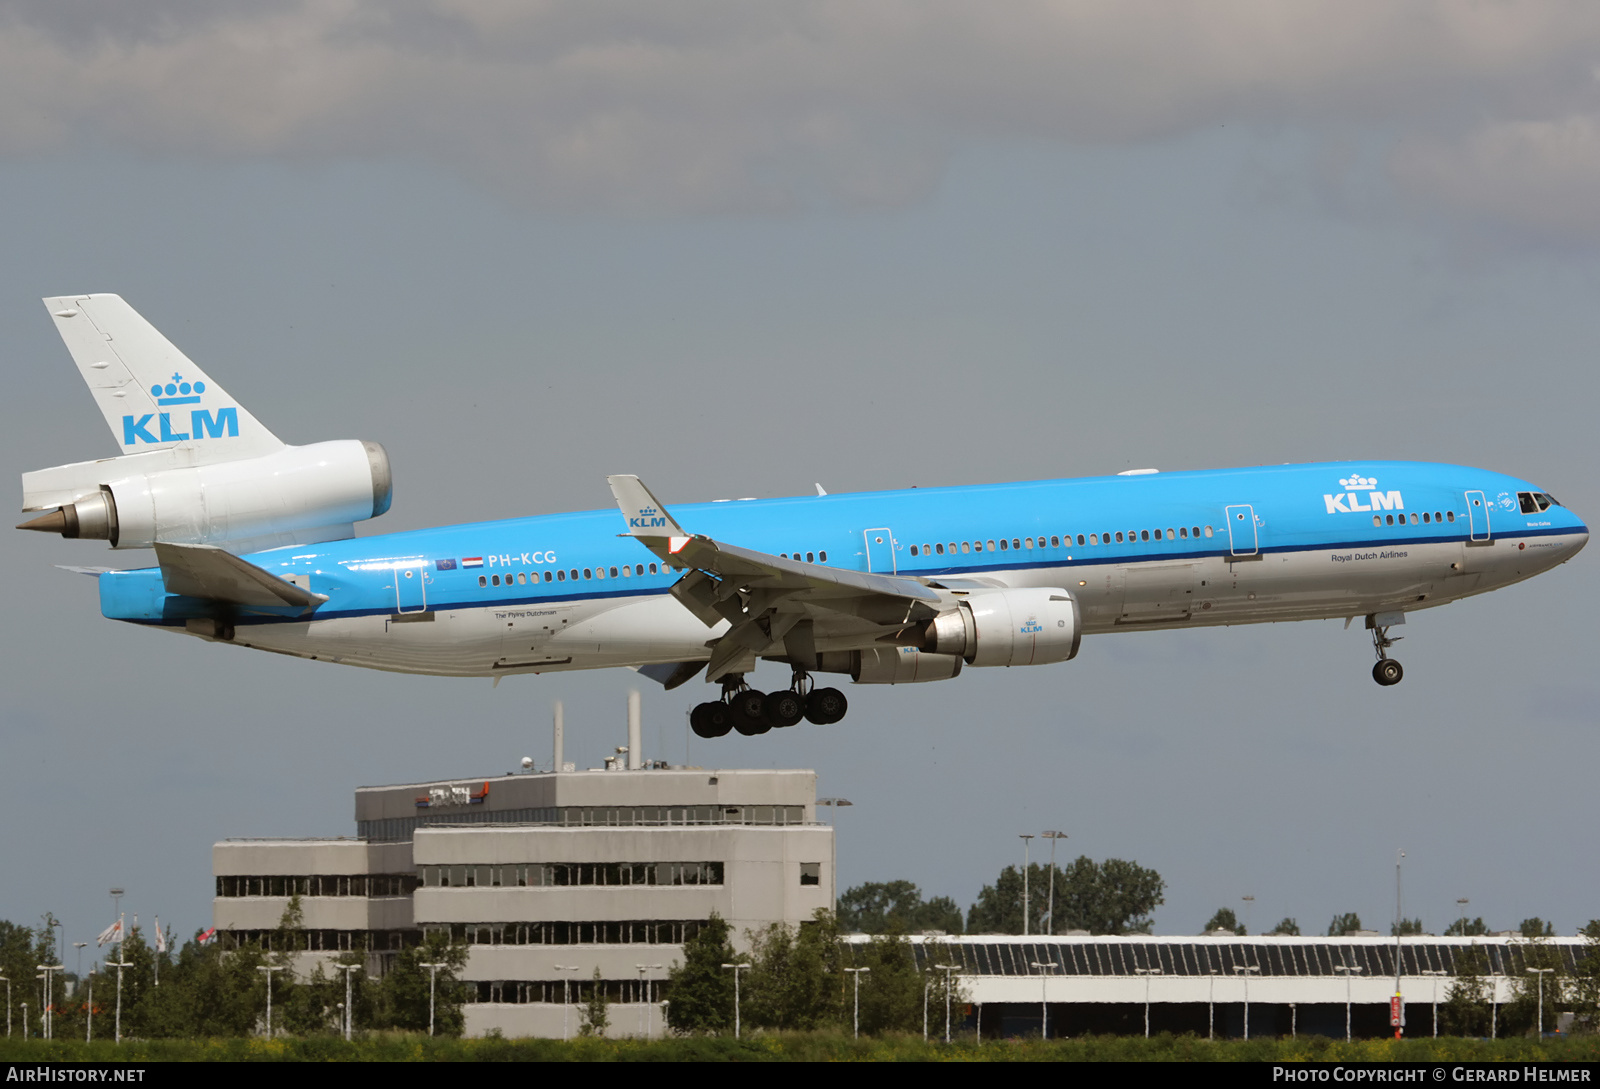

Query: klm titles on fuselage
[1324,475,1403,515]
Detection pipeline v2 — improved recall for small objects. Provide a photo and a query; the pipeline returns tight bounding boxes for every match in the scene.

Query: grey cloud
[4,0,1600,223]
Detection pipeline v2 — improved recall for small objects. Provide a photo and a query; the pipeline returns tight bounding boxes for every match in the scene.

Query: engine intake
[920,587,1082,667]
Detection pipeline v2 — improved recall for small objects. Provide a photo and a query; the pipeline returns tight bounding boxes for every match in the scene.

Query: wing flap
[154,542,326,612]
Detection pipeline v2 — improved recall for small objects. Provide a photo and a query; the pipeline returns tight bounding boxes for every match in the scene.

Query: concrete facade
[212,764,833,1037]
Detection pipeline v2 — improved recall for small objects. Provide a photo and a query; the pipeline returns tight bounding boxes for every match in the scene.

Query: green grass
[2,1032,1598,1062]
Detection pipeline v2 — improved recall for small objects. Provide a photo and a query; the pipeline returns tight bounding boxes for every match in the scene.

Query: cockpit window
[1519,491,1557,514]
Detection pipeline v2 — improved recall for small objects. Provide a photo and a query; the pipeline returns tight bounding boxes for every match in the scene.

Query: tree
[744,910,844,1031]
[1270,917,1302,936]
[1445,916,1488,937]
[1571,919,1600,1034]
[579,967,610,1037]
[1520,918,1555,939]
[967,856,1163,935]
[853,930,924,1034]
[838,881,963,935]
[1501,936,1565,1036]
[665,914,736,1034]
[1391,917,1425,936]
[371,930,468,1035]
[1327,912,1363,936]
[1440,943,1494,1037]
[1203,908,1245,935]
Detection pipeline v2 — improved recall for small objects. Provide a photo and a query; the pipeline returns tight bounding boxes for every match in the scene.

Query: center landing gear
[1370,622,1404,686]
[689,670,849,738]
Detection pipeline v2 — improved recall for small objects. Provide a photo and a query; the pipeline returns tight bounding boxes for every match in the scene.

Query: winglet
[607,475,688,541]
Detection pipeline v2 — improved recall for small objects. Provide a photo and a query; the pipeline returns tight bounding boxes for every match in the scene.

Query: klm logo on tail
[629,505,668,530]
[122,374,238,445]
[1324,474,1403,515]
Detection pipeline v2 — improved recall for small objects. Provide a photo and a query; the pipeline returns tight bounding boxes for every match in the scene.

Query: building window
[800,863,821,887]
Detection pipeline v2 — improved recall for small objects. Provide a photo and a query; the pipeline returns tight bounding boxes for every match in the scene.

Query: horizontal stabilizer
[56,565,116,577]
[632,660,706,690]
[154,542,326,613]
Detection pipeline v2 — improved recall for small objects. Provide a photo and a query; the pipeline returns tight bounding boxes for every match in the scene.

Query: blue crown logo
[1339,475,1377,490]
[151,372,205,406]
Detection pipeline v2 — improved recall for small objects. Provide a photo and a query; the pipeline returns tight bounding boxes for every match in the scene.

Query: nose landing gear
[1369,619,1404,686]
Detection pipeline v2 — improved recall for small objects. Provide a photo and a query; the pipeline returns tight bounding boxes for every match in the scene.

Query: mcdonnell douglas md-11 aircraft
[18,296,1589,736]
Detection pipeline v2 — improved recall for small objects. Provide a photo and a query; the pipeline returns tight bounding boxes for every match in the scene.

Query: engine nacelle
[850,646,964,684]
[921,588,1082,667]
[20,440,392,550]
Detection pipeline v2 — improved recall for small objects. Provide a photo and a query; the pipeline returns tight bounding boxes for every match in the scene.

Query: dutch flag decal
[462,557,483,568]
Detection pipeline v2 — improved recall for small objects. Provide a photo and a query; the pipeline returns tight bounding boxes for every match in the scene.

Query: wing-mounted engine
[16,294,393,552]
[920,587,1082,667]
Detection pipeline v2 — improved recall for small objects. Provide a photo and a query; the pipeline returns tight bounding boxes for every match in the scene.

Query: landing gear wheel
[804,687,848,725]
[1372,659,1404,686]
[731,689,771,735]
[690,701,732,738]
[763,690,805,728]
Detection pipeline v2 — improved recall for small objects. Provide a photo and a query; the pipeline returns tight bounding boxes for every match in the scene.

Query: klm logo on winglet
[1324,474,1403,515]
[629,505,668,530]
[121,374,238,445]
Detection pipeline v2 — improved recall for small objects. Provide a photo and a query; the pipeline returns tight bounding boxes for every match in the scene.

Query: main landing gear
[1370,622,1404,687]
[689,670,848,738]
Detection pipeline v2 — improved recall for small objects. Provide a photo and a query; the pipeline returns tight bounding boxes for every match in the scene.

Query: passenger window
[1410,513,1418,525]
[649,563,658,574]
[1373,515,1382,527]
[1090,534,1098,545]
[819,551,827,562]
[1203,526,1213,537]
[1385,515,1394,526]
[1024,537,1034,549]
[961,542,970,553]
[936,543,946,555]
[998,538,1008,551]
[1050,536,1060,548]
[1076,534,1085,546]
[518,572,527,585]
[1115,532,1124,543]
[478,575,487,588]
[910,545,919,556]
[492,574,501,586]
[1447,512,1455,522]
[1422,513,1430,524]
[986,540,995,552]
[1180,527,1188,538]
[1141,530,1149,542]
[1167,528,1175,539]
[557,570,566,581]
[610,567,619,578]
[596,567,605,579]
[570,569,579,580]
[1013,538,1021,550]
[583,568,592,579]
[947,542,956,554]
[806,552,814,562]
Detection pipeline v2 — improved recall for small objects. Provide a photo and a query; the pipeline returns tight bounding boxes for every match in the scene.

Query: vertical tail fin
[45,294,282,460]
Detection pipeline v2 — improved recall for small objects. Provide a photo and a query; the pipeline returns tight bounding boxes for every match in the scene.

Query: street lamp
[1135,968,1162,1037]
[1393,848,1406,1040]
[1019,835,1035,935]
[934,963,960,1044]
[722,962,750,1038]
[34,964,62,1040]
[420,962,447,1037]
[1207,968,1219,1040]
[105,959,132,1043]
[85,969,94,1043]
[1241,895,1254,935]
[844,967,870,1038]
[1334,964,1363,1041]
[257,965,286,1038]
[0,975,9,1037]
[1029,960,1057,1039]
[1041,831,1067,935]
[1527,968,1554,1037]
[336,963,361,1041]
[635,964,662,1038]
[1421,969,1447,1037]
[554,965,579,1041]
[1456,898,1470,937]
[1235,964,1260,1040]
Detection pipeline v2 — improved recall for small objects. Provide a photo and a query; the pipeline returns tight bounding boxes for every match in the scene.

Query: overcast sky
[3,2,1599,962]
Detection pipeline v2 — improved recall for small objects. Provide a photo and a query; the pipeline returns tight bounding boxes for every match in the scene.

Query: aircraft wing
[607,475,944,680]
[154,542,327,614]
